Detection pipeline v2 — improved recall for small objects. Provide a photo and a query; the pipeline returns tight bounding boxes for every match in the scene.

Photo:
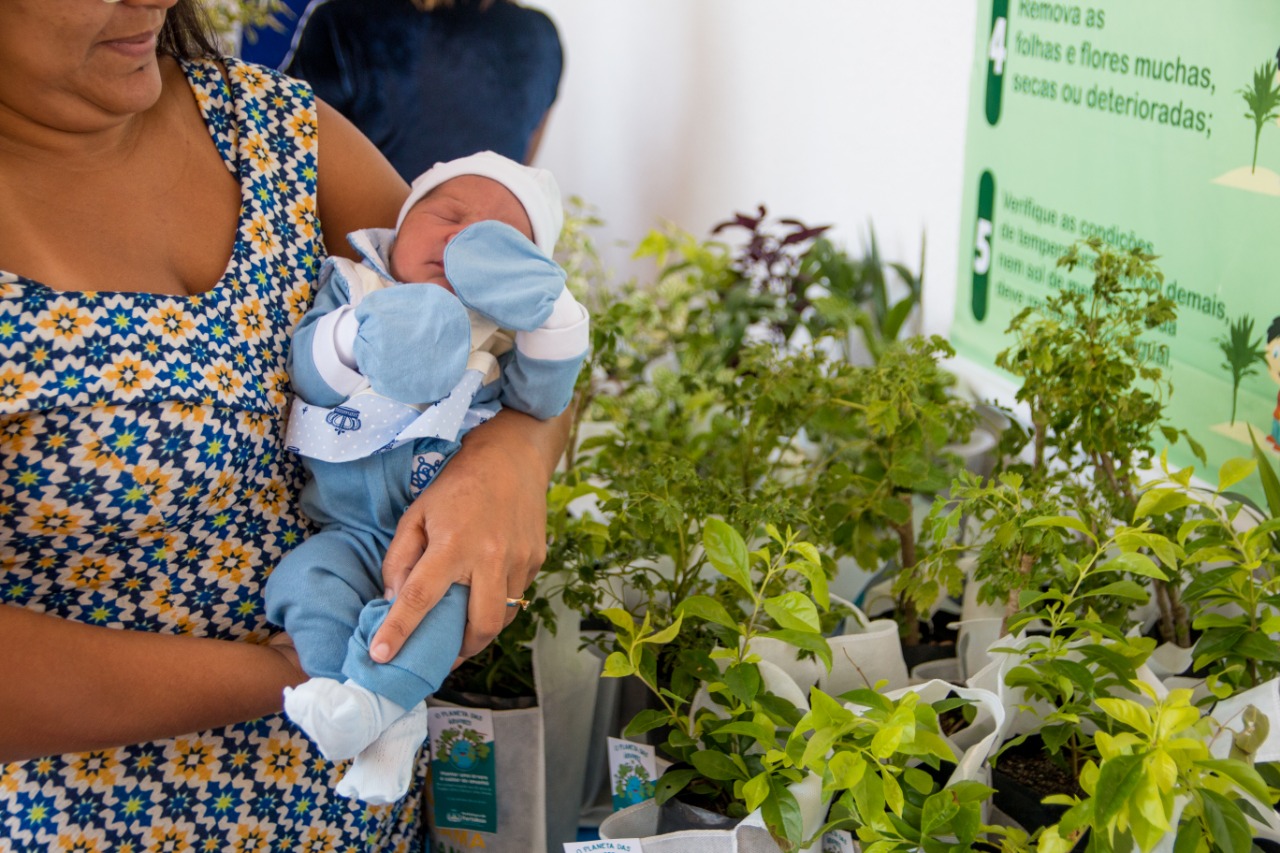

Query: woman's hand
[372,407,570,662]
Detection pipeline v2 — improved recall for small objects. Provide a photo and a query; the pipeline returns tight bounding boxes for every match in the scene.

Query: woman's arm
[314,98,408,257]
[0,605,303,762]
[374,406,572,662]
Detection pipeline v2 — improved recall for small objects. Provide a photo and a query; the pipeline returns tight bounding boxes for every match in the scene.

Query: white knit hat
[396,151,564,255]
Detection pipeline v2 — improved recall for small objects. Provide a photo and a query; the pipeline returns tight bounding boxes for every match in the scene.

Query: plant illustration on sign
[1217,314,1266,426]
[1239,59,1280,173]
[436,727,491,770]
[613,762,656,806]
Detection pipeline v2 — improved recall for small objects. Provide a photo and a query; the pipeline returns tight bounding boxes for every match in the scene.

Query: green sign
[953,1,1280,490]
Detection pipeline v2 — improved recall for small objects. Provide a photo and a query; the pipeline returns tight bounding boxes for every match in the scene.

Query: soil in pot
[991,736,1083,834]
[901,609,959,669]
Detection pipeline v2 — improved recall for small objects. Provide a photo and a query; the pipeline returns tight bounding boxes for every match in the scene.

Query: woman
[284,0,563,175]
[0,0,567,848]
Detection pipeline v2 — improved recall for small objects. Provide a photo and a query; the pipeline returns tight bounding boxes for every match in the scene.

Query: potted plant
[595,519,835,851]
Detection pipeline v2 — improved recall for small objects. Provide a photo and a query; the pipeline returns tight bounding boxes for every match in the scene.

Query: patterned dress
[0,58,425,852]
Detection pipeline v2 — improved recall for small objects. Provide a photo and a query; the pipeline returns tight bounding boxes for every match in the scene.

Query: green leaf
[643,613,685,646]
[1093,754,1146,824]
[1024,514,1096,541]
[599,608,636,634]
[883,770,904,815]
[761,776,804,848]
[784,555,830,609]
[603,652,635,678]
[1104,551,1167,581]
[704,518,753,597]
[764,591,821,633]
[622,708,671,738]
[826,751,866,792]
[921,789,960,837]
[1217,457,1257,493]
[690,750,747,782]
[1172,818,1199,853]
[1195,759,1272,803]
[742,772,770,812]
[724,663,762,706]
[1096,698,1153,736]
[1134,488,1194,520]
[714,720,776,744]
[1079,580,1150,602]
[654,768,697,805]
[676,595,740,631]
[762,629,833,670]
[1251,431,1280,518]
[1200,788,1252,853]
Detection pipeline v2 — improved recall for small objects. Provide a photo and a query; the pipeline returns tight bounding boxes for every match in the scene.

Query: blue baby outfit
[266,220,586,710]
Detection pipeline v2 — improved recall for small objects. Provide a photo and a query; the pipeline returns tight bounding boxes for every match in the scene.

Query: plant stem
[894,502,921,646]
[1002,553,1035,634]
[1166,581,1190,648]
[1154,581,1176,645]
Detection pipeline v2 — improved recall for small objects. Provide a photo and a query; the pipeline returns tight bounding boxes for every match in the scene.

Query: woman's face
[0,0,178,134]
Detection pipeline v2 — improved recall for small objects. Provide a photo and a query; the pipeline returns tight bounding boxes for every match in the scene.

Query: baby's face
[389,175,534,288]
[1268,335,1280,385]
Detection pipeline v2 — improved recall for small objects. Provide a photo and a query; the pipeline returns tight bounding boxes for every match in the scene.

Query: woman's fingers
[370,542,455,664]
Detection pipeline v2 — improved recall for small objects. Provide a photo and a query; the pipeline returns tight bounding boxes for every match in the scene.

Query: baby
[266,151,588,803]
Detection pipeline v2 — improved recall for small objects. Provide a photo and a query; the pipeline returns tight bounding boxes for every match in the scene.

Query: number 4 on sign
[988,16,1008,75]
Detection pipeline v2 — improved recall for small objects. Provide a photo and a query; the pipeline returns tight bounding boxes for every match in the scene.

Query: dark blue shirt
[284,0,563,178]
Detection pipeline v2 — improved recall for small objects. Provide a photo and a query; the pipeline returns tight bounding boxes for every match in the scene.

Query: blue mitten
[353,285,470,405]
[444,220,567,332]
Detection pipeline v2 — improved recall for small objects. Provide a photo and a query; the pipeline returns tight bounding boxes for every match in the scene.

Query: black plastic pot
[656,797,743,834]
[902,640,958,669]
[435,687,538,711]
[990,765,1069,834]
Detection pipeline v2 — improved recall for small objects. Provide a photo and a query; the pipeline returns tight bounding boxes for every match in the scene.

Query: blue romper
[0,58,425,851]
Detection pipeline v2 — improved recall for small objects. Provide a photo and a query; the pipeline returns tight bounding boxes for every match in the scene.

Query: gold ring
[505,597,530,610]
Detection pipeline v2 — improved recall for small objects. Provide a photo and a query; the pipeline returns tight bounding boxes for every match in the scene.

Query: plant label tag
[607,737,656,810]
[822,830,857,853]
[562,840,643,853]
[429,706,497,833]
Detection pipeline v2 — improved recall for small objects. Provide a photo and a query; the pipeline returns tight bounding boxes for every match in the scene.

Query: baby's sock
[283,677,408,761]
[335,702,430,804]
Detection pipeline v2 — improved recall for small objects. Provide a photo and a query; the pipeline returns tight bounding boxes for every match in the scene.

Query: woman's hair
[158,0,221,60]
[410,0,501,11]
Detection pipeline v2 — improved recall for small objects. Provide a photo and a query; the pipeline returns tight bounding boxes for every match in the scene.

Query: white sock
[335,702,430,805]
[283,677,409,761]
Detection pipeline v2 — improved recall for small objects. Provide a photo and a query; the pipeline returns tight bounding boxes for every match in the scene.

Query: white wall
[533,0,978,338]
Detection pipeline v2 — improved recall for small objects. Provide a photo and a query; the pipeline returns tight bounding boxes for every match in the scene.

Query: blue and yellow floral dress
[0,58,425,852]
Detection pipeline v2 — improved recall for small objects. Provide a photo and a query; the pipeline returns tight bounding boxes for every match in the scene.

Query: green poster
[953,1,1280,492]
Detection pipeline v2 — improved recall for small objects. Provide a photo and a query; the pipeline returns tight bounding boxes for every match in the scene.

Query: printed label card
[563,840,643,853]
[822,829,858,853]
[429,706,498,833]
[606,737,657,811]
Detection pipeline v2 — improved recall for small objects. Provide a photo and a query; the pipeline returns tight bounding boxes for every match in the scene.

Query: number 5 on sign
[972,170,995,322]
[985,0,1009,125]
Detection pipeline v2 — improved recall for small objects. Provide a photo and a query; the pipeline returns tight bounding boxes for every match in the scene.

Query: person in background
[283,0,563,175]
[237,0,311,69]
[0,0,567,848]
